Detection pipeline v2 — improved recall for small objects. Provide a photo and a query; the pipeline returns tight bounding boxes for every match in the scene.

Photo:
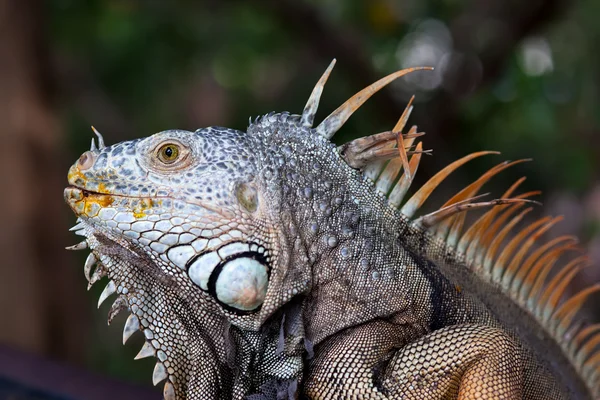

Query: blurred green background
[0,0,598,396]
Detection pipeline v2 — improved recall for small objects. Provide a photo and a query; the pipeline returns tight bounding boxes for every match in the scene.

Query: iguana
[64,60,600,399]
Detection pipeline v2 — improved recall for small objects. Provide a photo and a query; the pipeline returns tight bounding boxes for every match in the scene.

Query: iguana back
[64,60,599,399]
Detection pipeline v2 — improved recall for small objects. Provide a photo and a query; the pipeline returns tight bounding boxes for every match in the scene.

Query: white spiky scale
[188,252,220,290]
[214,257,268,311]
[91,126,105,149]
[65,240,88,251]
[123,314,140,344]
[88,266,106,290]
[98,280,116,308]
[135,341,155,360]
[69,222,85,231]
[84,252,96,282]
[163,382,176,400]
[153,362,168,386]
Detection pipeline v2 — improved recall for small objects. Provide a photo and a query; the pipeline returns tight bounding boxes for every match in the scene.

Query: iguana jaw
[65,210,235,398]
[64,178,239,397]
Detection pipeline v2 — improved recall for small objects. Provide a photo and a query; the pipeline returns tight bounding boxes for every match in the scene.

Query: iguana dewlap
[64,60,599,399]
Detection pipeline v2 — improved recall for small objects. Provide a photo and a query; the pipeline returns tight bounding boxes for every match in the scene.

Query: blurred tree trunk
[0,0,86,363]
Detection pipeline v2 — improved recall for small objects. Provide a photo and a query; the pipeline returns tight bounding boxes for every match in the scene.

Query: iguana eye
[157,143,180,164]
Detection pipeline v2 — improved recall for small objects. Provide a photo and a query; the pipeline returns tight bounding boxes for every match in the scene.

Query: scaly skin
[64,63,598,399]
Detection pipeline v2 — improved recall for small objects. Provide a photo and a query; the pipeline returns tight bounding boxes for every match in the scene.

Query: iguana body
[64,61,599,399]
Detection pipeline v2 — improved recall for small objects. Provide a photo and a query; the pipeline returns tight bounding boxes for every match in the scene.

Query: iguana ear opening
[235,182,259,213]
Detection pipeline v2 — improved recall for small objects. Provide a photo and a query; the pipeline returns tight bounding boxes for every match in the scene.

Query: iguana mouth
[65,185,111,199]
[69,185,104,196]
[64,186,116,216]
[66,185,141,199]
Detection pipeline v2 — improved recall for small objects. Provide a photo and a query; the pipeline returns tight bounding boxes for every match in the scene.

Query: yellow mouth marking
[76,193,115,217]
[85,193,114,209]
[67,165,88,185]
[70,190,160,220]
[133,198,153,218]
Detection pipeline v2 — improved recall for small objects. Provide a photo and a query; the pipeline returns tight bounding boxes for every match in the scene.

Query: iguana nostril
[77,151,95,171]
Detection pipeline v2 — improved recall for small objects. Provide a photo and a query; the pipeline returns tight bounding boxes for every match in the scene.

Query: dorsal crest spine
[302,60,600,397]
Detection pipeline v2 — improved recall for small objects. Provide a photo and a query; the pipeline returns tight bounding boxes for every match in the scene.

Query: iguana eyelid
[149,139,193,171]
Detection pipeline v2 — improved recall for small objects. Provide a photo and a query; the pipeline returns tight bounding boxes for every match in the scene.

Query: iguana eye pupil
[157,143,180,164]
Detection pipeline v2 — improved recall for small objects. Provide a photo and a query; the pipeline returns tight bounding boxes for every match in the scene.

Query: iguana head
[64,61,431,397]
[65,127,290,397]
[66,127,276,313]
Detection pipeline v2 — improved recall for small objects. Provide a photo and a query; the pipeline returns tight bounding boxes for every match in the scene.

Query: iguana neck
[258,126,450,345]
